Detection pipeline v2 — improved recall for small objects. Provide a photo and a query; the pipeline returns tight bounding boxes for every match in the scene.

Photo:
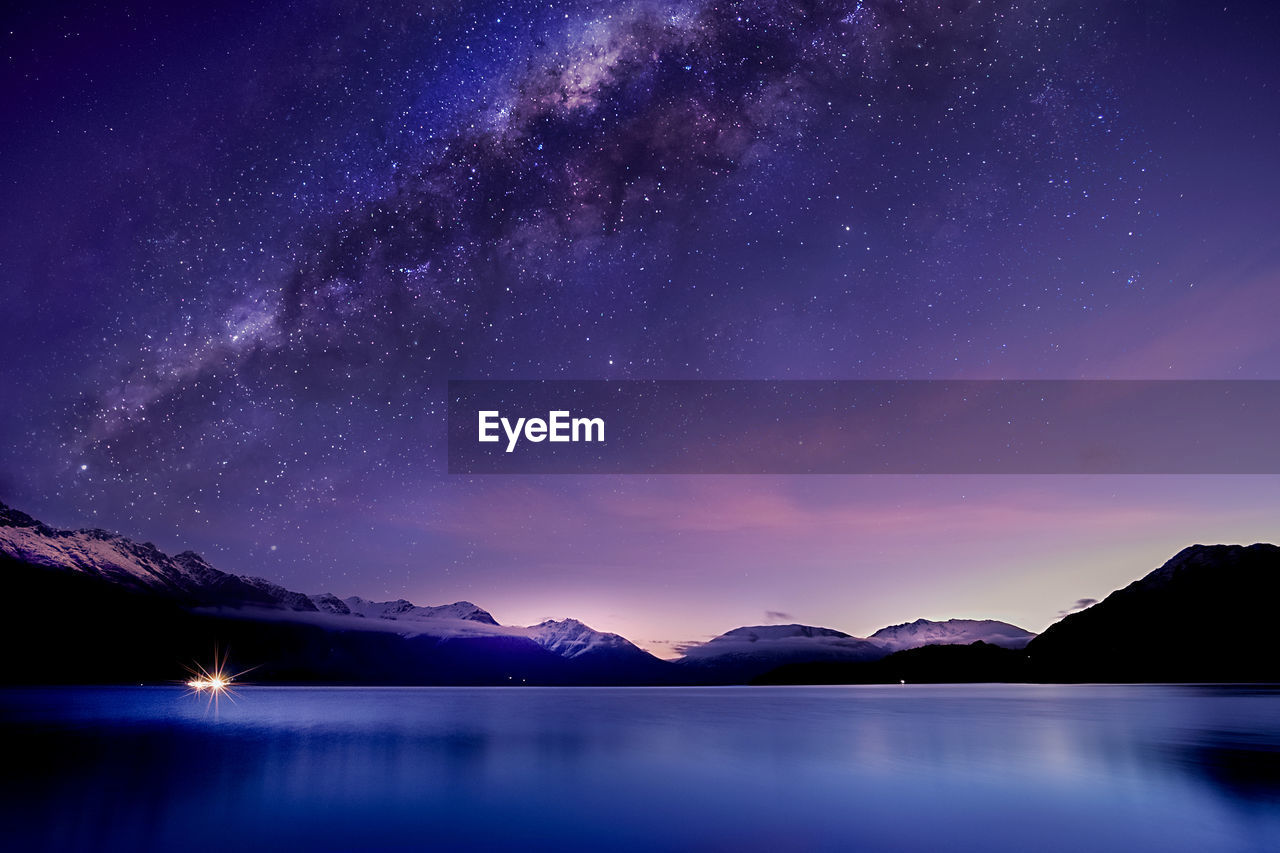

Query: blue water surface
[2,684,1278,852]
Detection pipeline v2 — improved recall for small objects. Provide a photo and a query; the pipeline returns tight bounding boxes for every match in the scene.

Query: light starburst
[183,648,256,711]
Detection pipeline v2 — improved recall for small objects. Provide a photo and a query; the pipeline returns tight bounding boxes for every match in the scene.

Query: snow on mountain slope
[0,502,279,604]
[0,501,656,665]
[339,596,498,625]
[868,618,1036,651]
[310,592,352,615]
[0,502,491,626]
[2,504,178,591]
[522,618,641,659]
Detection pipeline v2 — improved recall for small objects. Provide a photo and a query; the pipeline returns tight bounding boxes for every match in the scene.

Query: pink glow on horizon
[372,475,1280,656]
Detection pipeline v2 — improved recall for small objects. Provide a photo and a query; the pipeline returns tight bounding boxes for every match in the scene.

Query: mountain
[0,501,673,685]
[741,544,1280,684]
[675,618,1039,682]
[522,618,676,681]
[337,596,499,625]
[676,624,886,683]
[1027,544,1280,682]
[0,503,306,609]
[869,618,1035,651]
[7,499,1275,685]
[310,592,353,615]
[525,618,636,659]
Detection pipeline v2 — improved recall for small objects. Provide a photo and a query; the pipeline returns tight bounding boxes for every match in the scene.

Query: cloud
[1059,598,1098,616]
[764,610,793,622]
[648,637,716,656]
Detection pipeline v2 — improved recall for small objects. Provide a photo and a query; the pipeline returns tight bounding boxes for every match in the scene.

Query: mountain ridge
[1026,542,1280,681]
[0,500,670,682]
[0,500,1037,669]
[7,500,1271,684]
[869,618,1035,651]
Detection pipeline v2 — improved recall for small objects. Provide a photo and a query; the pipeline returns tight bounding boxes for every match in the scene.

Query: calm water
[2,685,1279,852]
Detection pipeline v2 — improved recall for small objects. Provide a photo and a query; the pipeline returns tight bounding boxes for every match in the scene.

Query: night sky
[3,1,1279,655]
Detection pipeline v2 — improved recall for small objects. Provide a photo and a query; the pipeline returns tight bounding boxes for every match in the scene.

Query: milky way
[3,1,1279,647]
[64,0,1126,460]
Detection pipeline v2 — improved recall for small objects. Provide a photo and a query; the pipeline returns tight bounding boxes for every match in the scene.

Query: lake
[2,685,1278,851]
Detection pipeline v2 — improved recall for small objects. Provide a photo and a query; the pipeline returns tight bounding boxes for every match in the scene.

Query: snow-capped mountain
[524,618,640,659]
[0,500,672,682]
[0,501,202,594]
[0,501,505,627]
[310,592,353,615]
[675,618,1039,682]
[869,619,1035,651]
[677,624,885,682]
[0,502,314,610]
[336,596,499,625]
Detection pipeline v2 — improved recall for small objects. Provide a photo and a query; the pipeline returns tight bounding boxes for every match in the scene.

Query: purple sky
[239,474,1280,656]
[2,1,1278,655]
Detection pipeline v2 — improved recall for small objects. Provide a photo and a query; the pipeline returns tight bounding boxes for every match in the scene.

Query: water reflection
[2,685,1278,852]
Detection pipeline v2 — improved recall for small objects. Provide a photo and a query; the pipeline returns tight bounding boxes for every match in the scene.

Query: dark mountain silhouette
[758,545,1280,685]
[753,641,1031,685]
[1026,544,1280,682]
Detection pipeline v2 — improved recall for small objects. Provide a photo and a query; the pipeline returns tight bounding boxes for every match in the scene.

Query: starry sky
[3,0,1279,655]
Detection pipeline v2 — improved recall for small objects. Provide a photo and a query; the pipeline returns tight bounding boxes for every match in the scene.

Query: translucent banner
[446,380,1280,474]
